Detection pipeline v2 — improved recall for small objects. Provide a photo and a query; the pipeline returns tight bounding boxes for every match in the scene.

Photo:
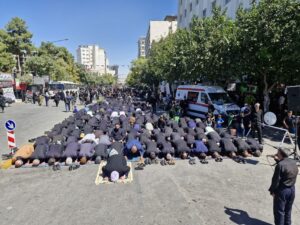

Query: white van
[175,85,240,118]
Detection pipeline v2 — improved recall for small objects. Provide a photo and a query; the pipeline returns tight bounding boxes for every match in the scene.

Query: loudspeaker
[287,86,300,112]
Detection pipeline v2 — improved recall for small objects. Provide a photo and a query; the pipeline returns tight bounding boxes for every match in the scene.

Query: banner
[2,87,16,101]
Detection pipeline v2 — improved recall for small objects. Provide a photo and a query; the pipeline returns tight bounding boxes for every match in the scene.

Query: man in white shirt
[111,111,119,119]
[79,130,102,145]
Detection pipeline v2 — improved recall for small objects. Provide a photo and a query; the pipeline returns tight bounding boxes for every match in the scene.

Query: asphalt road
[0,101,72,155]
[0,102,299,225]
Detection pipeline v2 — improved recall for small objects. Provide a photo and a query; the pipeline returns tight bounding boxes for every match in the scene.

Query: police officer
[269,148,298,225]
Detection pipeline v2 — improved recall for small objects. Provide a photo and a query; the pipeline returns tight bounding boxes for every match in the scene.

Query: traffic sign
[5,120,16,131]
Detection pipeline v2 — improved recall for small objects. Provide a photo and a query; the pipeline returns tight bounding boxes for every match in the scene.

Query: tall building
[145,16,177,56]
[76,45,107,74]
[138,37,146,58]
[178,0,258,29]
[107,65,119,77]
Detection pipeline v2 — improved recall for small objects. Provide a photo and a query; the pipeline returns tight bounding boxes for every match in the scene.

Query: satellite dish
[264,112,277,126]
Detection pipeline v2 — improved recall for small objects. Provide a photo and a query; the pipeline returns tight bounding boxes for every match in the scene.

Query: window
[190,2,192,12]
[179,14,182,22]
[196,0,199,5]
[184,9,187,17]
[225,0,231,4]
[187,92,199,102]
[203,9,207,17]
[180,0,183,5]
[200,93,209,104]
[208,93,232,105]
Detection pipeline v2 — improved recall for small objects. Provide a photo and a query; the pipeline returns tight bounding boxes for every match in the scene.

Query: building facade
[138,37,146,58]
[178,0,258,29]
[77,45,108,74]
[145,16,177,56]
[107,65,119,77]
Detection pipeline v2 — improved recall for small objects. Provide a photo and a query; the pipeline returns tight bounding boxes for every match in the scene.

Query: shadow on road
[224,207,272,225]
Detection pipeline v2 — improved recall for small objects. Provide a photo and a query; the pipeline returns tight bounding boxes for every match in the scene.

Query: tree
[190,7,238,84]
[126,58,149,87]
[0,30,15,73]
[25,42,80,82]
[3,17,34,74]
[236,0,300,110]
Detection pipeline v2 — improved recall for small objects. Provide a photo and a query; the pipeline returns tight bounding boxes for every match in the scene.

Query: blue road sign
[5,120,16,131]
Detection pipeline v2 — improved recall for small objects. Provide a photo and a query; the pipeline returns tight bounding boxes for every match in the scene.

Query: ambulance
[175,85,240,118]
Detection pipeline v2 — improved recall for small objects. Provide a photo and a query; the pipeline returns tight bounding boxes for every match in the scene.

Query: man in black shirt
[283,111,296,134]
[110,141,124,155]
[102,149,130,180]
[250,103,263,144]
[269,148,298,225]
[30,144,48,166]
[173,139,190,159]
[111,123,126,142]
[46,143,64,165]
[144,140,160,164]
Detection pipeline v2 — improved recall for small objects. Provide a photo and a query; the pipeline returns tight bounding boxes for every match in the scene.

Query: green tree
[235,0,300,110]
[0,30,15,72]
[126,58,149,87]
[25,42,80,82]
[190,7,238,84]
[3,17,34,74]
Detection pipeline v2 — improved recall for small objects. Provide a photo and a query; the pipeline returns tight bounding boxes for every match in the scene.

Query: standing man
[0,91,5,113]
[64,91,71,112]
[269,148,298,225]
[250,103,264,144]
[45,90,50,107]
[283,111,296,134]
[180,96,188,117]
[54,92,60,107]
[32,92,37,104]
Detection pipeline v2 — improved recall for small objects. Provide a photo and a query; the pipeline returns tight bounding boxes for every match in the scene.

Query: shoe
[168,160,175,165]
[135,164,144,170]
[69,164,80,171]
[189,158,196,165]
[215,157,223,162]
[28,138,36,143]
[144,158,151,165]
[200,159,208,164]
[160,159,167,166]
[56,164,61,170]
[52,165,58,171]
[152,159,159,164]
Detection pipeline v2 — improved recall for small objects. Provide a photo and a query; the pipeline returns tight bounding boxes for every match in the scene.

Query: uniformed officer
[269,148,298,225]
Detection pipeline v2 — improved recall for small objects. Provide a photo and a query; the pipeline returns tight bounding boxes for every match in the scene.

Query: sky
[0,0,178,77]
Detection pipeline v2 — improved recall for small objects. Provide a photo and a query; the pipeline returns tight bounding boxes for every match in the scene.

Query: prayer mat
[0,159,12,170]
[95,161,133,185]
